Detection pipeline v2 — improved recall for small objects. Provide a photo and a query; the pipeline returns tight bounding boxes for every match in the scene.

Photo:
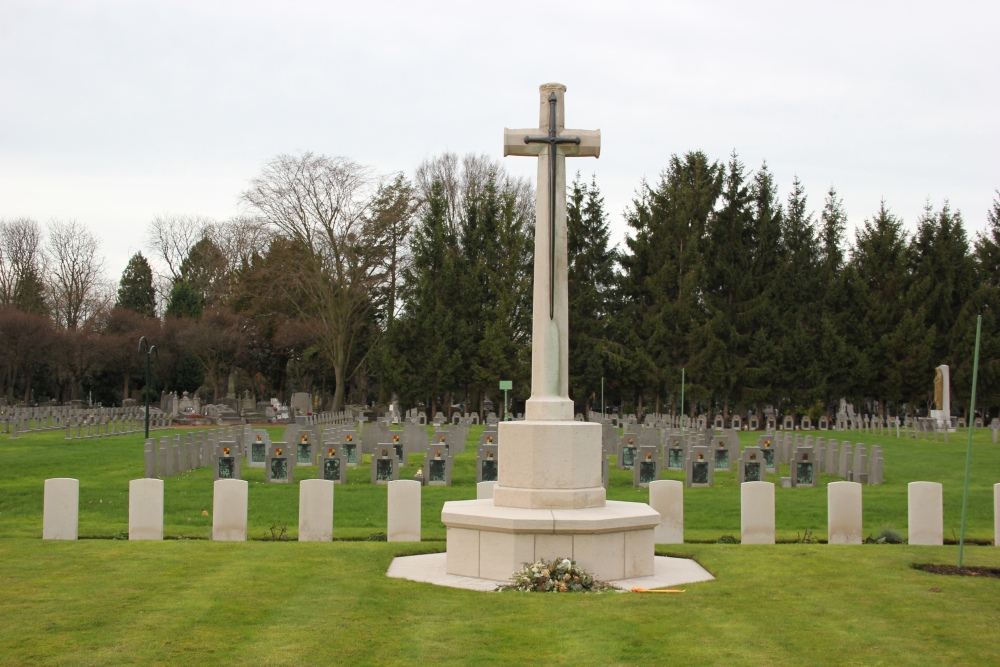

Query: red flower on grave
[276,448,282,456]
[346,435,353,442]
[223,447,230,456]
[393,435,399,442]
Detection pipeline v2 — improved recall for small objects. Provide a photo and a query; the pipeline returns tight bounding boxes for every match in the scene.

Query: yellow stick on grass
[630,588,685,593]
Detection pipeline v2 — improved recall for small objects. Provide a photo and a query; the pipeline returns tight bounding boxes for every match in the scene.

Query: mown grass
[1,425,996,542]
[0,538,997,666]
[0,425,998,665]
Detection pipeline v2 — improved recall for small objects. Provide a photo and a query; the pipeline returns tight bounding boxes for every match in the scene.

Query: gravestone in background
[758,436,777,474]
[738,446,766,484]
[266,445,294,483]
[618,434,637,470]
[371,447,400,485]
[249,430,269,468]
[296,433,314,466]
[634,446,660,488]
[341,430,360,466]
[425,447,453,486]
[214,443,242,481]
[476,444,498,483]
[792,447,817,487]
[317,446,346,484]
[685,446,714,488]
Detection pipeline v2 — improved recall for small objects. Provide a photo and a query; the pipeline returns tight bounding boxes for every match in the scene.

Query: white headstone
[128,478,164,540]
[387,480,421,542]
[827,481,862,545]
[212,479,248,541]
[740,481,775,545]
[298,479,334,542]
[995,483,1000,548]
[649,480,683,544]
[42,478,79,540]
[908,481,943,545]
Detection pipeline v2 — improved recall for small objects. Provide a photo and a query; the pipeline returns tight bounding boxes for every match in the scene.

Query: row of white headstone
[41,478,501,542]
[648,480,998,545]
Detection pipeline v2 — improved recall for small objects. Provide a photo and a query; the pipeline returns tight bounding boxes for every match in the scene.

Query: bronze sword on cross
[503,84,600,417]
[524,92,581,319]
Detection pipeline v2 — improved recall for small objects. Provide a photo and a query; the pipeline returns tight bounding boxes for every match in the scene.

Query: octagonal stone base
[442,499,660,582]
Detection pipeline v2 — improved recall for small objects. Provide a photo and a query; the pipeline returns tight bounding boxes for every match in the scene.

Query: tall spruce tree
[741,163,784,417]
[907,202,976,367]
[698,153,755,418]
[776,176,820,415]
[391,180,461,414]
[116,252,156,317]
[848,201,911,412]
[816,187,852,412]
[567,173,618,413]
[620,152,721,416]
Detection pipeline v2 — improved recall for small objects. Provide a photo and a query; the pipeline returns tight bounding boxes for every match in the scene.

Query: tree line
[1,150,997,421]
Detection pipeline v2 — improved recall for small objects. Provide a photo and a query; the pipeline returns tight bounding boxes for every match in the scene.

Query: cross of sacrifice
[504,83,600,421]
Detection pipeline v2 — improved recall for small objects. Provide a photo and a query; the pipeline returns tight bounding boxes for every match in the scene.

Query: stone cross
[504,83,600,421]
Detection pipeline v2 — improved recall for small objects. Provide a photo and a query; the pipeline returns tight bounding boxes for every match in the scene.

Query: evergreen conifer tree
[116,252,156,317]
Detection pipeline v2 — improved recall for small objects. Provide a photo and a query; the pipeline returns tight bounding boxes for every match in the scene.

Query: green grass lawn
[1,425,998,665]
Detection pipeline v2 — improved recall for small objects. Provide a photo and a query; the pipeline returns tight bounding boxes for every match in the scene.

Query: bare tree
[46,219,108,330]
[0,217,47,312]
[241,152,393,411]
[210,215,271,274]
[145,214,215,282]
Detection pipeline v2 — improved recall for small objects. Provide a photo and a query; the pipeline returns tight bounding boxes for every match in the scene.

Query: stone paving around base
[386,552,715,592]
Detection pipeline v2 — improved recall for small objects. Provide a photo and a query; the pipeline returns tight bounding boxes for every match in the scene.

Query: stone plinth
[492,421,605,510]
[442,499,659,582]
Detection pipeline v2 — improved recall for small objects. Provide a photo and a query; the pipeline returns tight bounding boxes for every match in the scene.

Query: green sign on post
[499,381,512,421]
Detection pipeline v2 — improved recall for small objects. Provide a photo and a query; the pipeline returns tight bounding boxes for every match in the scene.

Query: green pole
[138,337,157,440]
[958,315,982,569]
[680,368,685,436]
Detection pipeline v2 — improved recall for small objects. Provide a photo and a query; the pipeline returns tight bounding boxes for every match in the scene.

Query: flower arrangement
[497,557,618,593]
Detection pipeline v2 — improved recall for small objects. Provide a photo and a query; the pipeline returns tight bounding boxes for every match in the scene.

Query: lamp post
[499,380,512,421]
[138,337,158,439]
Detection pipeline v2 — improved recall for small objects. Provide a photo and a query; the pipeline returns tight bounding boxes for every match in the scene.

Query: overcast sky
[2,0,997,282]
